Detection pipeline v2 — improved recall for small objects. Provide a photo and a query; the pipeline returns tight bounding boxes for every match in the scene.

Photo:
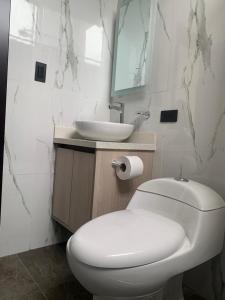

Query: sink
[76,121,134,142]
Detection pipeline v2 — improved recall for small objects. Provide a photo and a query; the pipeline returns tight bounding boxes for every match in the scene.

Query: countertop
[53,127,156,151]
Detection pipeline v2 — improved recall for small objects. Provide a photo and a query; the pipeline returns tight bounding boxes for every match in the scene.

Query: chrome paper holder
[112,160,123,167]
[112,160,127,172]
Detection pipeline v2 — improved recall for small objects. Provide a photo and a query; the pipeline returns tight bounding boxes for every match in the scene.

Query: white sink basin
[76,121,134,142]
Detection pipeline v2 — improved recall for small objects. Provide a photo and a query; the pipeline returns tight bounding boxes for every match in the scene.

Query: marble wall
[119,0,225,298]
[0,0,117,257]
[2,0,225,298]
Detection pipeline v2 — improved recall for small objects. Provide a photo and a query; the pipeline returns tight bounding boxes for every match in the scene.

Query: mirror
[111,0,153,97]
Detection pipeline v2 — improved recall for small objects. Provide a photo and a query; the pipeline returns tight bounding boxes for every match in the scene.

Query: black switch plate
[35,62,47,83]
[160,110,178,123]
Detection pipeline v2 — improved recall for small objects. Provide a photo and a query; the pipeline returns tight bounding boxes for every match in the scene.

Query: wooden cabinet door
[69,151,95,232]
[52,148,74,227]
[92,150,153,218]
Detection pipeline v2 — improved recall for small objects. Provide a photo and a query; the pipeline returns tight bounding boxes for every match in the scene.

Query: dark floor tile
[18,243,91,299]
[45,279,92,300]
[184,297,206,300]
[18,290,46,300]
[183,285,194,297]
[18,244,73,293]
[0,255,38,300]
[183,285,206,300]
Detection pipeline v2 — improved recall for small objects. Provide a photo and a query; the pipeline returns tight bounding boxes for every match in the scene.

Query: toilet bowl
[67,178,225,300]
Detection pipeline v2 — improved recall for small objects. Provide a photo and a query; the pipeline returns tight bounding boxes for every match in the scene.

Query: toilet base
[163,275,184,300]
[93,275,184,300]
[93,289,163,300]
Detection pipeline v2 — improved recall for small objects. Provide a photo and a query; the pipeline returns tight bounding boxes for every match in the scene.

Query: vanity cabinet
[52,146,154,233]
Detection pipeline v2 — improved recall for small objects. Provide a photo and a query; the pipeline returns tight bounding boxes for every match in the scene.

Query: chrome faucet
[136,111,151,120]
[109,102,125,123]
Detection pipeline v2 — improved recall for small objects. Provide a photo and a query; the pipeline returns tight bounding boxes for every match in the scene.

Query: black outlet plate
[35,61,47,83]
[160,110,178,123]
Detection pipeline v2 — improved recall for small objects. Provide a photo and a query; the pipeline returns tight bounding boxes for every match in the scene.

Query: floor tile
[183,286,206,300]
[18,290,46,300]
[45,279,92,300]
[0,255,38,300]
[184,297,206,300]
[2,244,205,300]
[18,244,72,292]
[18,243,91,299]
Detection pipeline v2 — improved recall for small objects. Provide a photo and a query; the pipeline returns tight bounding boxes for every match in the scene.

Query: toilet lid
[69,209,186,268]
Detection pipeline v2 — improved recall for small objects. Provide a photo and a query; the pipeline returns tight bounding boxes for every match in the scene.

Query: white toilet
[66,178,225,300]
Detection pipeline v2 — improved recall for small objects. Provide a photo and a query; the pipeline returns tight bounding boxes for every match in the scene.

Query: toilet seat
[68,209,186,269]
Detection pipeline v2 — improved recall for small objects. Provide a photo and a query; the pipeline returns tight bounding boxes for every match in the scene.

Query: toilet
[66,178,225,300]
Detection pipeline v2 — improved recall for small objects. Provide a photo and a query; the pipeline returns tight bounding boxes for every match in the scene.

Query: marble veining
[208,108,225,160]
[36,138,54,175]
[133,31,148,86]
[183,0,214,165]
[1,0,115,257]
[4,138,31,217]
[118,0,225,298]
[118,0,133,35]
[157,2,170,41]
[13,85,19,104]
[4,0,225,297]
[55,0,79,89]
[188,0,213,74]
[29,0,41,39]
[115,0,150,91]
[99,0,112,57]
[36,136,55,226]
[182,71,202,164]
[133,0,150,87]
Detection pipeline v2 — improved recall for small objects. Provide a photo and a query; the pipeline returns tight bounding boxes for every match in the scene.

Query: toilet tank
[135,178,225,211]
[128,178,225,261]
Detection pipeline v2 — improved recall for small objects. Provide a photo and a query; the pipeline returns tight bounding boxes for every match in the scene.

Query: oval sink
[76,121,134,142]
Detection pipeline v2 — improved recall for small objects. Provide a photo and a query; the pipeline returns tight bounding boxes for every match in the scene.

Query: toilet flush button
[174,177,189,182]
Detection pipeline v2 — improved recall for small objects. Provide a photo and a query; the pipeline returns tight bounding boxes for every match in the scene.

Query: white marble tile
[150,4,171,93]
[118,0,225,298]
[5,80,54,175]
[0,171,66,257]
[1,0,117,258]
[20,173,64,250]
[3,0,225,297]
[0,171,31,257]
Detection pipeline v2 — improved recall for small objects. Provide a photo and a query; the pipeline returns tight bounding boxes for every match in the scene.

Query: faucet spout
[109,102,125,123]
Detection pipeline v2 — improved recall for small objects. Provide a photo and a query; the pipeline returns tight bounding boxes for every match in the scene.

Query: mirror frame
[111,0,157,98]
[0,0,11,216]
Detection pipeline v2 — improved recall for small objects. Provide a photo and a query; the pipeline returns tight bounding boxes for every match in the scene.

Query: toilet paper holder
[112,156,144,180]
[112,160,122,167]
[112,160,127,171]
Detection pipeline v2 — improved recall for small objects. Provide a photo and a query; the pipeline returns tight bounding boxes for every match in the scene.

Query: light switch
[35,61,47,83]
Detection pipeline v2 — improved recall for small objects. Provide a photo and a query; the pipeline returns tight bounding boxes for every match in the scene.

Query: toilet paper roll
[116,156,144,180]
